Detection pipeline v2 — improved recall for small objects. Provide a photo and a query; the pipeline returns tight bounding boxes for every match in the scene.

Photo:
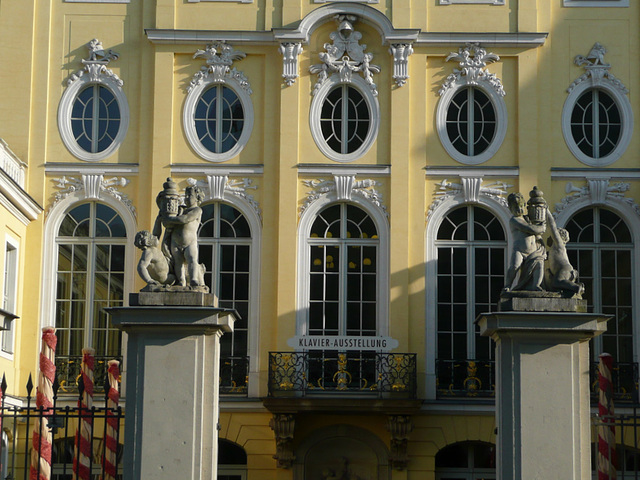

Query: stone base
[499,291,586,312]
[130,291,217,307]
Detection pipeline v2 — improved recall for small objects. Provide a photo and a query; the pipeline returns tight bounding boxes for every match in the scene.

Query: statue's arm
[512,216,545,235]
[163,207,202,225]
[546,206,563,244]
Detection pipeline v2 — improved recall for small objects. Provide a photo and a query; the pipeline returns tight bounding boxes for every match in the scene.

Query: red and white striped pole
[101,360,120,480]
[30,327,57,480]
[73,348,95,480]
[598,353,617,480]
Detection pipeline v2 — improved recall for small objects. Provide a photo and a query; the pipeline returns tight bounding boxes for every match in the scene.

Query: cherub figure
[545,206,584,296]
[134,231,175,287]
[160,185,206,287]
[503,192,547,291]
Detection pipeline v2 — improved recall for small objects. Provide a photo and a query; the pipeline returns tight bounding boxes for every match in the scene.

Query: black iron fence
[268,351,417,398]
[436,359,496,398]
[0,373,123,480]
[591,409,640,479]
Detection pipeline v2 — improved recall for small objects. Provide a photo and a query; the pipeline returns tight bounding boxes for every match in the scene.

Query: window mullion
[467,87,474,157]
[341,85,349,155]
[216,86,223,154]
[593,89,600,159]
[91,86,100,153]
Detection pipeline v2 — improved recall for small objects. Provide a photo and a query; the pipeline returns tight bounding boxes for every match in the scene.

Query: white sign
[287,335,399,351]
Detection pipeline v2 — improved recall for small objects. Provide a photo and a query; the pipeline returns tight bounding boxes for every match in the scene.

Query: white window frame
[0,235,19,357]
[564,0,628,6]
[65,0,130,3]
[183,78,254,163]
[297,193,389,340]
[436,84,507,165]
[58,76,129,162]
[562,80,633,167]
[425,194,512,399]
[309,75,380,163]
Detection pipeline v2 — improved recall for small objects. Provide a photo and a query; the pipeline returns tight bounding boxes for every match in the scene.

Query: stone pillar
[477,311,609,480]
[108,300,235,480]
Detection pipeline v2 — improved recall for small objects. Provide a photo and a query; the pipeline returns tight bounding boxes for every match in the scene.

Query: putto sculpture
[501,186,585,312]
[135,178,208,292]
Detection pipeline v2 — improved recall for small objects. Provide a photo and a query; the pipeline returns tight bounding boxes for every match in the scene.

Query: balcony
[589,361,638,404]
[436,359,496,399]
[268,351,417,399]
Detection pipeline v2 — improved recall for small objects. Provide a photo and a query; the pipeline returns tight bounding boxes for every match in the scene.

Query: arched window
[198,202,252,393]
[435,441,496,479]
[565,207,634,381]
[435,205,506,397]
[308,203,378,338]
[54,202,126,391]
[218,439,247,480]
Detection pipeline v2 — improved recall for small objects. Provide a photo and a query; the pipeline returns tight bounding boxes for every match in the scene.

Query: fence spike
[26,373,33,396]
[1,373,6,397]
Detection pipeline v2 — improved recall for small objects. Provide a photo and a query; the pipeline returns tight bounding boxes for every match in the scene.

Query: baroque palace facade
[0,0,637,478]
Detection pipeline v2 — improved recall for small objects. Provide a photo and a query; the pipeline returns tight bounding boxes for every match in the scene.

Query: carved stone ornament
[301,175,388,217]
[186,175,261,221]
[67,38,123,87]
[438,43,505,97]
[188,42,252,94]
[568,43,629,94]
[426,177,511,221]
[269,413,295,469]
[389,43,413,87]
[279,42,303,86]
[555,179,639,217]
[309,15,381,96]
[387,415,413,471]
[50,175,135,217]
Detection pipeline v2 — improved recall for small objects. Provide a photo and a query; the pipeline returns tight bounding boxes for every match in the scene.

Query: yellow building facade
[0,0,637,478]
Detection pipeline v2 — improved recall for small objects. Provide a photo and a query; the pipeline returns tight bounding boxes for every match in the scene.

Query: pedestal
[477,312,609,480]
[108,305,235,480]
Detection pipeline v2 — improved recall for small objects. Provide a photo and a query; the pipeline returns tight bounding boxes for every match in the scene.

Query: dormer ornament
[67,39,122,87]
[188,42,251,94]
[568,43,628,94]
[309,15,380,96]
[439,43,505,97]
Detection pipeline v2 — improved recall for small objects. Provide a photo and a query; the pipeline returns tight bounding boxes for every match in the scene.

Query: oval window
[71,85,122,154]
[194,85,245,154]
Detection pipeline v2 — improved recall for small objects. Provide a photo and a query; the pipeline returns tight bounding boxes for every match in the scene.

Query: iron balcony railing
[590,361,639,404]
[55,355,123,395]
[436,359,496,398]
[268,351,417,398]
[220,356,249,395]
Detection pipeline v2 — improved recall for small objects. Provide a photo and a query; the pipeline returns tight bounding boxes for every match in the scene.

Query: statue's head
[134,230,158,249]
[507,192,526,216]
[547,228,570,246]
[185,185,205,205]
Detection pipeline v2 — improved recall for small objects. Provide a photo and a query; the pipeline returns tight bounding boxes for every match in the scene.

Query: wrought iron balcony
[590,361,639,404]
[268,351,417,398]
[55,355,122,395]
[220,355,249,395]
[436,359,496,399]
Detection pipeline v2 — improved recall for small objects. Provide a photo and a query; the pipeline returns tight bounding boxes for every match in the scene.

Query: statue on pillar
[136,178,208,292]
[501,186,586,312]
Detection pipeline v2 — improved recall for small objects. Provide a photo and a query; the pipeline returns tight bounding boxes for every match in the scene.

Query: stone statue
[503,189,547,292]
[134,230,175,286]
[136,178,208,292]
[545,206,585,296]
[500,186,586,312]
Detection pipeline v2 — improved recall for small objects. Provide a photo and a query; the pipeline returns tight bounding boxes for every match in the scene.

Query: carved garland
[301,175,388,218]
[438,43,505,97]
[426,177,512,222]
[309,15,380,96]
[555,179,640,218]
[49,175,135,217]
[188,42,252,94]
[186,175,262,221]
